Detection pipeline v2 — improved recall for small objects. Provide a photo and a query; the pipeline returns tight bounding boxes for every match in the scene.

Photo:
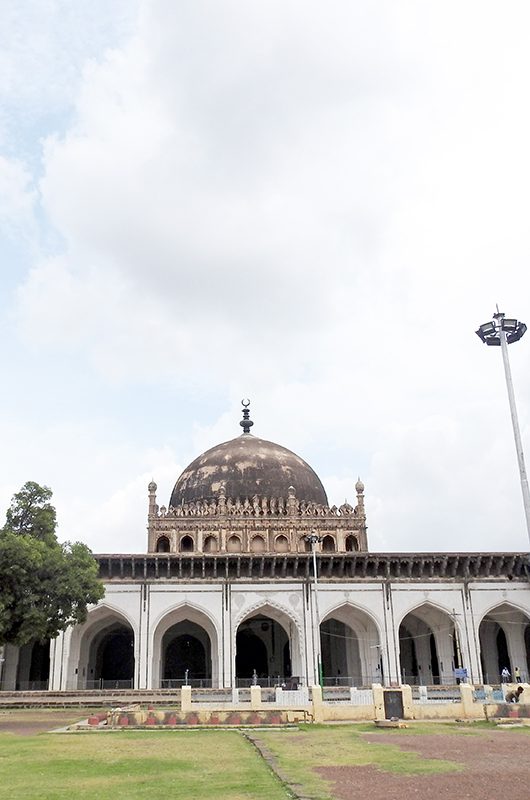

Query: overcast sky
[1,1,530,554]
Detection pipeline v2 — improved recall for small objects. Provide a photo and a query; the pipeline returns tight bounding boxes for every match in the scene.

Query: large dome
[169,433,328,507]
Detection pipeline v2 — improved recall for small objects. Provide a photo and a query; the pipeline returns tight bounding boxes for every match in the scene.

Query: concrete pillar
[181,685,192,712]
[250,685,261,709]
[459,683,476,719]
[401,684,414,720]
[311,685,324,723]
[372,684,385,721]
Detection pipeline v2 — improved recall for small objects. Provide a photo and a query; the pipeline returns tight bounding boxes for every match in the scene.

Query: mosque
[2,403,530,692]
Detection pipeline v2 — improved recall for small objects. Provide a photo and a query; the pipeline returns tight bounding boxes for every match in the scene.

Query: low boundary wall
[2,683,529,723]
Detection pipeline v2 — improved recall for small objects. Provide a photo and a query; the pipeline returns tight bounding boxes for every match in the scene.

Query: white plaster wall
[13,577,529,692]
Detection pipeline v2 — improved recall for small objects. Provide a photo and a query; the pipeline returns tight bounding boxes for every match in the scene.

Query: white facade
[3,566,527,692]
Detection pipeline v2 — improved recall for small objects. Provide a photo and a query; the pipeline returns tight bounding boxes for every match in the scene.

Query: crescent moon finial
[240,398,254,433]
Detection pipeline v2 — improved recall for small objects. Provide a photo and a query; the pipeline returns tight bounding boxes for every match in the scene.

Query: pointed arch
[151,602,220,689]
[68,603,137,690]
[227,535,241,552]
[234,601,304,686]
[250,535,266,553]
[478,602,530,684]
[203,535,218,552]
[180,535,194,552]
[320,602,382,686]
[156,535,170,552]
[398,602,456,686]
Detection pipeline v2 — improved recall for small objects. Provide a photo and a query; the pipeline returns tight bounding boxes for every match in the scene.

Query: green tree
[0,481,104,646]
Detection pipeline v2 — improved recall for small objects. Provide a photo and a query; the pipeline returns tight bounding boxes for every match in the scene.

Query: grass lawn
[2,714,528,800]
[0,728,289,800]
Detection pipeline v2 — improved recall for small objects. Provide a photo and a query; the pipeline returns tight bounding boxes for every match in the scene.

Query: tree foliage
[0,481,104,646]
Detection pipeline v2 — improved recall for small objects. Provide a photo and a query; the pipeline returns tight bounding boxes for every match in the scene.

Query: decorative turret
[355,477,365,512]
[148,480,158,515]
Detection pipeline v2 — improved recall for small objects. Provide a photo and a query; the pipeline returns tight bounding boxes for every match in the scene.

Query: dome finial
[240,398,254,434]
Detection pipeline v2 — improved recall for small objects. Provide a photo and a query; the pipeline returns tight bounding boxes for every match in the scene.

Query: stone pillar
[49,632,66,691]
[60,626,74,690]
[137,584,149,689]
[303,582,318,686]
[383,585,401,686]
[223,582,233,688]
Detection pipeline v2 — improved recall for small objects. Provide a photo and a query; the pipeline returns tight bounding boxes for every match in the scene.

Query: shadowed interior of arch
[15,640,50,690]
[320,605,382,686]
[86,620,135,688]
[478,603,530,683]
[162,620,211,685]
[398,605,457,686]
[235,614,291,684]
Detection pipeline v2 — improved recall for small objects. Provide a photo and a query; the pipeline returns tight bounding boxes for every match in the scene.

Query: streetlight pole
[304,532,323,687]
[476,310,530,544]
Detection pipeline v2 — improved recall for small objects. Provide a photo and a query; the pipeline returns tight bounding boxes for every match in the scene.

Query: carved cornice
[94,552,530,583]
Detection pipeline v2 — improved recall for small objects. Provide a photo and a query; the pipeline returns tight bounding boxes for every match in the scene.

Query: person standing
[514,666,522,683]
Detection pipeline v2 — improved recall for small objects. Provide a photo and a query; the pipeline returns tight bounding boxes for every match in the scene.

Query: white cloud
[3,2,530,553]
[0,156,37,238]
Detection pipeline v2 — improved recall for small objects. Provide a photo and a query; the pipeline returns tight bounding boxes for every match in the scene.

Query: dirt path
[317,730,529,800]
[0,710,86,736]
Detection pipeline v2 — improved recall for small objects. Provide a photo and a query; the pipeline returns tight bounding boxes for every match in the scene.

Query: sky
[1,1,530,555]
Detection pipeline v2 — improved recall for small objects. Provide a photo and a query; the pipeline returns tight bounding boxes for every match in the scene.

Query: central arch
[151,604,219,688]
[398,603,456,685]
[320,604,381,686]
[234,603,303,686]
[162,621,210,684]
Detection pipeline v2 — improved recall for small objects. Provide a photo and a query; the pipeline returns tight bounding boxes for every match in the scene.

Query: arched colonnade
[3,600,530,690]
